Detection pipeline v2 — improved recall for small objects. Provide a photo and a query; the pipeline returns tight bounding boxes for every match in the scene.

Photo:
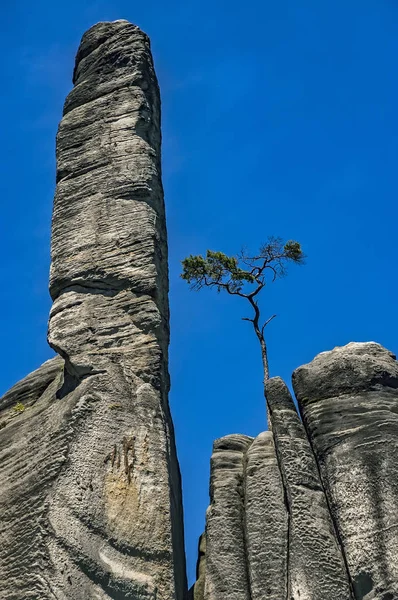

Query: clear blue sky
[1,0,398,585]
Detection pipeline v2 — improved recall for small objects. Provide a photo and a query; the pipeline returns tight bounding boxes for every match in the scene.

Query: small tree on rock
[181,237,304,392]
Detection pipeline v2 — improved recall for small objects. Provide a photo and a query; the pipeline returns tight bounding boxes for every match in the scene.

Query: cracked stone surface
[266,377,352,600]
[245,431,288,600]
[204,435,253,600]
[0,20,186,600]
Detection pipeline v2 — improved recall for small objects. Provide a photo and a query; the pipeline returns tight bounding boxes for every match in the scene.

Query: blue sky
[1,0,398,585]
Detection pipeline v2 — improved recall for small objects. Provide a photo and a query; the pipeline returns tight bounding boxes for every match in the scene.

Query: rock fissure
[266,401,291,600]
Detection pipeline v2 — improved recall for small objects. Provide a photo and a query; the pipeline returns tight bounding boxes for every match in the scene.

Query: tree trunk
[247,296,273,429]
[256,329,272,431]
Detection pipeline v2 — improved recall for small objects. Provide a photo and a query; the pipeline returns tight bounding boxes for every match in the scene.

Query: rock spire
[0,20,186,600]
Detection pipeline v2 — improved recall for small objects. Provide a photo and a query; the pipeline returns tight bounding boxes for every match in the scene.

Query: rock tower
[0,21,186,600]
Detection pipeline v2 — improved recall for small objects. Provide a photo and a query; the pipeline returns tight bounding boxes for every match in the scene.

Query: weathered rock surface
[0,20,186,600]
[0,357,65,599]
[191,433,289,600]
[266,377,352,599]
[245,431,287,600]
[194,342,398,600]
[190,534,206,600]
[2,17,398,600]
[293,342,398,600]
[204,434,253,600]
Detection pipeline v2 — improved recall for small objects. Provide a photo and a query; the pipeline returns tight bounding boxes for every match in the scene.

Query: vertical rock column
[46,21,186,599]
[204,435,253,600]
[245,431,288,600]
[191,343,398,600]
[266,378,352,600]
[201,432,288,600]
[293,343,398,599]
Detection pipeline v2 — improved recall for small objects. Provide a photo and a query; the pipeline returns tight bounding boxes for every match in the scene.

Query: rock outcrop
[0,20,186,600]
[293,343,398,599]
[1,18,398,600]
[192,342,398,600]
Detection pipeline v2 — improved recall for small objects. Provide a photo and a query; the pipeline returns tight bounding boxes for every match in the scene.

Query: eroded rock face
[194,342,398,600]
[2,18,398,600]
[266,377,351,599]
[245,431,288,600]
[293,342,398,600]
[0,20,186,600]
[205,435,253,600]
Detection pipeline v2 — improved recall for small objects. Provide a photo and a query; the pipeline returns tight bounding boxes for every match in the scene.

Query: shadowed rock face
[0,20,186,600]
[193,343,398,600]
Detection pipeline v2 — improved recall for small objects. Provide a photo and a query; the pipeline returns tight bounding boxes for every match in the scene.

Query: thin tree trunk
[256,330,272,431]
[248,296,273,430]
[259,333,269,383]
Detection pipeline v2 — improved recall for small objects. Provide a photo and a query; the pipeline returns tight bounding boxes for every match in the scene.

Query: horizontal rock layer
[193,342,398,600]
[0,20,186,600]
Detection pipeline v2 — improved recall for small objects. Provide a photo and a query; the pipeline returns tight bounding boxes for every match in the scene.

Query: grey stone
[190,534,206,600]
[197,432,289,600]
[0,355,63,415]
[293,342,398,600]
[192,345,398,600]
[266,377,352,599]
[0,20,186,600]
[204,434,253,600]
[266,377,351,600]
[3,15,398,600]
[245,431,288,600]
[0,358,66,600]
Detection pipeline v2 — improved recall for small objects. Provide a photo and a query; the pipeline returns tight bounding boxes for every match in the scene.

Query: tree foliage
[181,237,305,297]
[181,237,305,388]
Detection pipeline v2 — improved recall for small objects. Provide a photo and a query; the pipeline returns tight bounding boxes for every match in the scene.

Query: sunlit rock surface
[1,18,398,600]
[192,342,398,600]
[0,20,186,600]
[293,342,398,599]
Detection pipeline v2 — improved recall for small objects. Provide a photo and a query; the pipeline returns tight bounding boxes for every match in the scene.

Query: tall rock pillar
[47,20,186,600]
[0,20,186,600]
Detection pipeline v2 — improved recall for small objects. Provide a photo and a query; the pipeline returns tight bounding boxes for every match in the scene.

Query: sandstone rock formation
[293,343,398,599]
[1,18,397,600]
[192,342,398,600]
[0,20,186,600]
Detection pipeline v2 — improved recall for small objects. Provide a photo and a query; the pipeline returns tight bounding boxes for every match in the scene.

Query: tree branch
[247,282,264,299]
[261,314,277,335]
[202,277,243,296]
